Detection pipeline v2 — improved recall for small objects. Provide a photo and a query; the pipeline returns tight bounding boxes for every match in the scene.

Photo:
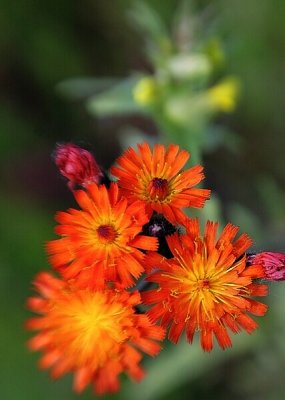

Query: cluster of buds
[26,142,284,396]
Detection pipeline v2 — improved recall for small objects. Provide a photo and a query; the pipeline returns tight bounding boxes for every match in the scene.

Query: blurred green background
[1,0,285,399]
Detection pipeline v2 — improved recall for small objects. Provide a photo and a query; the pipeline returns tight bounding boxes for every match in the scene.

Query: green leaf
[56,77,119,100]
[86,76,144,117]
[127,0,172,64]
[127,0,168,42]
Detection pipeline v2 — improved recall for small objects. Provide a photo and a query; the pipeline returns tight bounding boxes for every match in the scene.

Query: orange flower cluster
[26,142,270,395]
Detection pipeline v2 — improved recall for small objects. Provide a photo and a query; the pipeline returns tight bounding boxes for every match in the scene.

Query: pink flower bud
[248,252,285,281]
[54,143,105,190]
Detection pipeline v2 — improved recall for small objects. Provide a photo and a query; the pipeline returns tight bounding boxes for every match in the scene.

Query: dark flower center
[148,178,169,201]
[97,225,117,244]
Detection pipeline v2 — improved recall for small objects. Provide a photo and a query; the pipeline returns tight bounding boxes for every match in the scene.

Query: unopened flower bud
[247,252,285,281]
[54,143,107,190]
[168,54,211,81]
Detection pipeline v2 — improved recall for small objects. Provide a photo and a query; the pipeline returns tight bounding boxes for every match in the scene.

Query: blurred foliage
[59,0,242,165]
[1,0,285,399]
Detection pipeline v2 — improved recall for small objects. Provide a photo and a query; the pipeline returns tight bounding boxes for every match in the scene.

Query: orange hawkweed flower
[110,143,210,225]
[26,272,165,395]
[143,219,268,352]
[46,183,158,289]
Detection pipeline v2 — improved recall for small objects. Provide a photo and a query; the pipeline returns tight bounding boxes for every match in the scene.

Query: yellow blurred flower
[133,77,158,105]
[207,77,240,113]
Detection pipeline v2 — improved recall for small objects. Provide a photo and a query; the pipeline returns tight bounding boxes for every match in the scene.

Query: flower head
[248,252,285,281]
[143,219,268,351]
[46,183,158,289]
[111,143,210,225]
[133,77,158,105]
[207,77,240,113]
[54,143,106,190]
[26,272,164,395]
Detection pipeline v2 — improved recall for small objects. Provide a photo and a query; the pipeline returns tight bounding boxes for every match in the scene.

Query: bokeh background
[1,0,285,399]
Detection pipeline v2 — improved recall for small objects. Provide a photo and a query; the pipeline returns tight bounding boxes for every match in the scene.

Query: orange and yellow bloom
[46,182,158,289]
[143,219,268,351]
[26,272,165,395]
[111,143,210,225]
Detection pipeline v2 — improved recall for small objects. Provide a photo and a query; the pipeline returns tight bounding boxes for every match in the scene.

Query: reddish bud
[248,252,285,281]
[54,143,105,190]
